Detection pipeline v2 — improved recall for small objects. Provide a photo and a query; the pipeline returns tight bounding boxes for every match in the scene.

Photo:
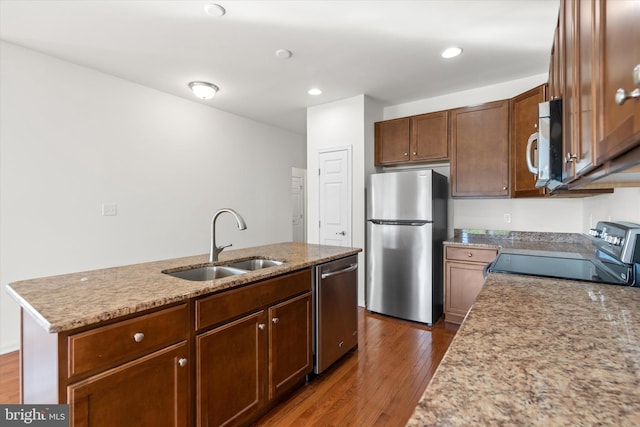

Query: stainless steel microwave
[526,99,563,189]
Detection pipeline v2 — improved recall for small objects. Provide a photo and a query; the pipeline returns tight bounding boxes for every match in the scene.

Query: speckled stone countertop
[407,268,640,425]
[445,228,597,256]
[6,242,361,333]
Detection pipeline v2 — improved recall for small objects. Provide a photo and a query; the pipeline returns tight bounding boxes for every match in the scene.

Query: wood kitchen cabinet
[450,100,510,198]
[444,245,498,324]
[195,269,312,427]
[21,303,191,426]
[510,84,547,198]
[67,342,189,427]
[374,111,448,165]
[594,0,640,164]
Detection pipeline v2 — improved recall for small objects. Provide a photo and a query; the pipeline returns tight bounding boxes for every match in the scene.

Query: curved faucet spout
[209,208,247,262]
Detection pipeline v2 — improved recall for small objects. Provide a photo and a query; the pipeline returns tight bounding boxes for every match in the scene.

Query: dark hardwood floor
[255,308,458,426]
[0,308,458,426]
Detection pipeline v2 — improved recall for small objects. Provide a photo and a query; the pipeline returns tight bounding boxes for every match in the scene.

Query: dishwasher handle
[320,263,358,280]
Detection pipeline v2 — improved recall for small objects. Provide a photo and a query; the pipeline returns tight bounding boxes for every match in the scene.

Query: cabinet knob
[502,186,507,191]
[615,88,640,106]
[258,323,266,330]
[178,358,188,367]
[272,317,279,324]
[412,152,417,155]
[404,152,408,156]
[633,64,640,86]
[565,152,578,163]
[133,332,145,343]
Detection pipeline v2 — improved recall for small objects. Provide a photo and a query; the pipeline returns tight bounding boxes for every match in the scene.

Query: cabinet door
[197,311,266,427]
[268,293,312,401]
[510,85,547,198]
[67,342,189,427]
[450,100,510,197]
[444,261,487,324]
[410,111,449,162]
[596,0,640,162]
[374,118,410,165]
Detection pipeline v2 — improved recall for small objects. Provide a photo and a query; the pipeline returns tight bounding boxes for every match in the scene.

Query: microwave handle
[526,132,539,174]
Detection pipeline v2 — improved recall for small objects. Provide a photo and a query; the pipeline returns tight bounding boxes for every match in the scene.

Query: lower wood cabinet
[444,245,498,324]
[195,270,312,427]
[20,268,314,427]
[67,342,189,427]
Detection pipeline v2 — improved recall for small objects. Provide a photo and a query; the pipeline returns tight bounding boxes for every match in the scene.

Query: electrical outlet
[102,203,118,216]
[504,213,511,224]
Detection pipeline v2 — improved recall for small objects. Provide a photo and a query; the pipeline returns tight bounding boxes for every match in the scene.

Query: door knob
[336,231,346,236]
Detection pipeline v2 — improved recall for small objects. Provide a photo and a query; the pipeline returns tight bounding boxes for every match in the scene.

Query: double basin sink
[162,258,284,281]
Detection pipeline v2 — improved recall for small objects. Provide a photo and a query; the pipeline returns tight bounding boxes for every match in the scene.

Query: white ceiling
[0,0,560,135]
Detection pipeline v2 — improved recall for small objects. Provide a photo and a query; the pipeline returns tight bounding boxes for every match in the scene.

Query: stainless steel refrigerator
[366,169,447,325]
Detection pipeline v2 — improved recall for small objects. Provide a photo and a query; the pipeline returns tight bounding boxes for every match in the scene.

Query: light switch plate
[102,203,118,216]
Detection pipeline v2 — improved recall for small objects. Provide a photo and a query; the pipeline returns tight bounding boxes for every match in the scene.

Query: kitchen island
[7,242,361,427]
[408,254,640,425]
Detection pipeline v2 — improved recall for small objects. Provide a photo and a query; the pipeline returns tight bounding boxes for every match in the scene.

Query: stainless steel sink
[224,258,284,271]
[163,266,246,281]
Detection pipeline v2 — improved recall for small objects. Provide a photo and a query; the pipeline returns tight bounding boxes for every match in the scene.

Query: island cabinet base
[21,303,192,426]
[19,267,315,427]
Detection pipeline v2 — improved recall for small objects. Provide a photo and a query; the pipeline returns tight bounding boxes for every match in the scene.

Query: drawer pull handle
[272,317,279,324]
[258,323,266,330]
[178,358,188,367]
[133,332,145,342]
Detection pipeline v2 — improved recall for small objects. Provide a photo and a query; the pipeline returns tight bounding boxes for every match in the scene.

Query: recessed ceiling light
[308,88,322,96]
[204,3,226,17]
[441,47,463,59]
[188,81,219,99]
[275,49,293,59]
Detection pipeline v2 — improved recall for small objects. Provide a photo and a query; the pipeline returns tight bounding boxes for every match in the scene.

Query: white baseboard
[0,342,19,355]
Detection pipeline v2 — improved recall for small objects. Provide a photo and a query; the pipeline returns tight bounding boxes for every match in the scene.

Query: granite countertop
[407,272,640,426]
[6,242,361,334]
[444,228,598,257]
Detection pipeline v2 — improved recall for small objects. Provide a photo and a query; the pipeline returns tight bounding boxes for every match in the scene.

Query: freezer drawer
[313,255,358,374]
[366,221,434,324]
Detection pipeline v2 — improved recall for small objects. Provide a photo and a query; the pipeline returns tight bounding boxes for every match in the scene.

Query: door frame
[317,145,353,247]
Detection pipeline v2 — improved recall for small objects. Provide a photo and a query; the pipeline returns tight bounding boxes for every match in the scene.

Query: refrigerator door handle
[369,220,430,226]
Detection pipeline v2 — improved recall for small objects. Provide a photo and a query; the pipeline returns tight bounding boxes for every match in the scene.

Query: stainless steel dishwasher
[313,255,359,374]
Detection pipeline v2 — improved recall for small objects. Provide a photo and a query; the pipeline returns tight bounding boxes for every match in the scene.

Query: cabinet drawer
[196,269,311,331]
[445,246,497,263]
[68,304,188,378]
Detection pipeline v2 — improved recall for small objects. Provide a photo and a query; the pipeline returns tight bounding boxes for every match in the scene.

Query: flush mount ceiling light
[188,81,219,99]
[204,3,226,17]
[308,88,322,96]
[441,47,463,59]
[275,49,293,59]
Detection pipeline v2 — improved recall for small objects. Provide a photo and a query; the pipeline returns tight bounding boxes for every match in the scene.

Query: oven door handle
[321,263,358,280]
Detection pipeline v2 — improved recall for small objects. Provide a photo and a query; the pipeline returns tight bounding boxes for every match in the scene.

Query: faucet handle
[218,243,232,250]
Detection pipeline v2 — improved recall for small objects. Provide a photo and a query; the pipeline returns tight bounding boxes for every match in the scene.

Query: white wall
[0,41,306,354]
[307,95,382,306]
[383,73,640,234]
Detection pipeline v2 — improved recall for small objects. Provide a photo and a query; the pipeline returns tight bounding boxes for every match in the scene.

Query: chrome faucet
[209,208,247,262]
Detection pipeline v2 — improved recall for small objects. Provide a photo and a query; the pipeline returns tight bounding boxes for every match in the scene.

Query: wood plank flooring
[0,308,458,426]
[256,308,458,426]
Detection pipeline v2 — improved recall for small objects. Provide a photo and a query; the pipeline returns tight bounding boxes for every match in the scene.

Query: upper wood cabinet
[450,100,510,198]
[510,84,547,198]
[374,111,448,165]
[595,0,640,163]
[552,0,640,186]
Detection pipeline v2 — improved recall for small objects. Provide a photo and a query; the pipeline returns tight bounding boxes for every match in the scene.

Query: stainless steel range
[488,221,640,287]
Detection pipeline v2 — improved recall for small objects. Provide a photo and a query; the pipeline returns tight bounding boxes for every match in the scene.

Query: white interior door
[291,168,306,242]
[318,147,351,247]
